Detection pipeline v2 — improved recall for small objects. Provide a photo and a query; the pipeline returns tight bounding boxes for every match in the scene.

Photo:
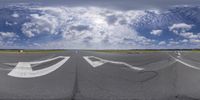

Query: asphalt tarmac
[0,50,200,100]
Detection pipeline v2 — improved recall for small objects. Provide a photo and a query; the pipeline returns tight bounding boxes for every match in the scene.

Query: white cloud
[169,23,193,33]
[12,12,19,18]
[190,39,200,43]
[179,32,199,39]
[22,13,60,37]
[0,32,16,38]
[169,23,193,38]
[158,41,166,45]
[21,6,155,49]
[0,32,18,47]
[5,21,18,26]
[181,39,188,43]
[5,21,12,26]
[169,23,200,45]
[150,29,162,36]
[32,43,41,46]
[168,41,179,46]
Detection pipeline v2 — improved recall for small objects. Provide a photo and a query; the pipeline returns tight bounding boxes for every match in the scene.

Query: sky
[1,0,200,10]
[0,0,200,49]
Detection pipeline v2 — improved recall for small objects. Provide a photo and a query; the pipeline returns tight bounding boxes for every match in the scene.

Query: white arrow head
[83,56,106,67]
[7,56,70,78]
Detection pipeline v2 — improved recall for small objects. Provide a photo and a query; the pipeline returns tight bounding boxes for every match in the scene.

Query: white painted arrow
[7,56,70,78]
[83,56,106,67]
[169,55,200,70]
[83,56,144,71]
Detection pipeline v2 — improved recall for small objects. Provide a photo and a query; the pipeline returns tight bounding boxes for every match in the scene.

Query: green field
[191,50,200,52]
[0,50,65,53]
[93,49,200,54]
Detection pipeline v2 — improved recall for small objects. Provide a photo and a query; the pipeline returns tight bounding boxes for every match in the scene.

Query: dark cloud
[1,0,200,10]
[70,25,91,32]
[83,36,93,43]
[106,15,118,25]
[119,19,127,25]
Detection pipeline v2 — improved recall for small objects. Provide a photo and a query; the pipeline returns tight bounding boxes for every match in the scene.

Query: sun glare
[93,16,107,25]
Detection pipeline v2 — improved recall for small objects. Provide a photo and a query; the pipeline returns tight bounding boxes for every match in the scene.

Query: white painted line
[7,56,70,78]
[27,56,68,64]
[83,56,144,71]
[176,59,200,70]
[170,55,200,70]
[177,52,181,56]
[5,56,67,66]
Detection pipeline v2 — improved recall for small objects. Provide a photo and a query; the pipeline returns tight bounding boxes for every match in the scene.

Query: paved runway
[0,50,200,100]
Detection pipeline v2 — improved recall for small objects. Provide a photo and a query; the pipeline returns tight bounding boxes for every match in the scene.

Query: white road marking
[83,56,105,67]
[170,55,200,70]
[176,59,200,70]
[7,56,70,78]
[177,51,181,58]
[83,56,144,71]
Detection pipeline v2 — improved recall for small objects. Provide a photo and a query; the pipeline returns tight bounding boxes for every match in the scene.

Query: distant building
[19,50,23,53]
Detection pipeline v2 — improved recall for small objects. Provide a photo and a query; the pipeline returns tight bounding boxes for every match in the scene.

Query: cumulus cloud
[0,32,16,38]
[1,4,200,49]
[158,41,166,45]
[5,21,12,26]
[5,21,18,26]
[21,13,60,37]
[20,6,154,49]
[0,32,18,48]
[12,12,19,18]
[181,39,188,43]
[190,39,200,43]
[169,41,179,45]
[169,23,193,34]
[179,32,199,39]
[169,23,200,44]
[150,29,162,36]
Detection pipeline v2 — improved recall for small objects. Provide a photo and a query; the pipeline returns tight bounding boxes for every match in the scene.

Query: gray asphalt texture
[0,50,200,100]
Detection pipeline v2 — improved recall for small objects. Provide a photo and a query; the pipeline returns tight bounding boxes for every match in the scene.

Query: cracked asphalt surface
[0,50,200,100]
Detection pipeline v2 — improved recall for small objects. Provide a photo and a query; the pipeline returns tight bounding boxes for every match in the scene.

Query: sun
[94,18,106,24]
[92,15,107,25]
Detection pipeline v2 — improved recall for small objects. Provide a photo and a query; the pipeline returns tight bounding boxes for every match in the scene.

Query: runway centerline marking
[83,56,144,71]
[6,56,70,78]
